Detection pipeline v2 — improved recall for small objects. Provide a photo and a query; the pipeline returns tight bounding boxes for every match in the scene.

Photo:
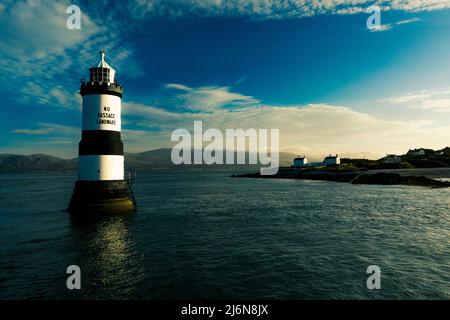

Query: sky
[1,0,450,159]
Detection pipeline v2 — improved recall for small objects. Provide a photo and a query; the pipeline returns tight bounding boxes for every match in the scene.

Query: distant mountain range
[3,147,449,173]
[0,154,77,173]
[0,149,297,173]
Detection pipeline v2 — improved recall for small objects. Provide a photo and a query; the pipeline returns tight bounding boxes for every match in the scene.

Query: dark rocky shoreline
[232,170,450,188]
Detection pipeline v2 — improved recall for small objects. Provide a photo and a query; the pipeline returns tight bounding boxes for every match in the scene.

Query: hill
[126,148,296,170]
[341,147,450,170]
[0,154,77,173]
[0,149,297,173]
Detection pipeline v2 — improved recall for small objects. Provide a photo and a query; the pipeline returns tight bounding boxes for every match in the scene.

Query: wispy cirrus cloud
[12,123,79,136]
[368,17,421,32]
[129,0,450,20]
[12,128,55,135]
[7,122,79,157]
[395,17,421,25]
[0,0,136,110]
[381,88,450,113]
[164,83,259,112]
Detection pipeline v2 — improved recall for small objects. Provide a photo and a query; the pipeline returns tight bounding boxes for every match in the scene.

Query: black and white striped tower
[68,50,136,214]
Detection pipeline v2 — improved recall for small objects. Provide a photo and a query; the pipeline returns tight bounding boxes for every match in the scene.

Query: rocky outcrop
[233,170,450,188]
[351,173,450,188]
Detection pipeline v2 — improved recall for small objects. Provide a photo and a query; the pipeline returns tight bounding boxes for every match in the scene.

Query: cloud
[395,17,421,25]
[382,88,450,113]
[235,76,247,85]
[164,83,259,112]
[165,83,193,92]
[387,0,450,12]
[123,102,203,130]
[2,1,449,159]
[12,128,55,135]
[121,99,448,158]
[368,24,393,32]
[12,123,78,136]
[7,122,79,157]
[129,0,450,20]
[8,86,450,158]
[0,0,136,110]
[368,17,421,32]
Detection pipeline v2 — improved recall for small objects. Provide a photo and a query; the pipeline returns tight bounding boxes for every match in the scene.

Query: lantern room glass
[89,67,111,83]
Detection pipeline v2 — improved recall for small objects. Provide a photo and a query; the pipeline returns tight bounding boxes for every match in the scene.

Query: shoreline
[366,167,450,179]
[232,167,450,188]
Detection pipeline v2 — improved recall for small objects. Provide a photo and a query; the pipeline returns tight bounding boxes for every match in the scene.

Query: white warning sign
[82,94,121,131]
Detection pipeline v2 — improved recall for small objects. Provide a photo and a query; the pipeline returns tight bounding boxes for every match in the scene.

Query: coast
[232,167,450,188]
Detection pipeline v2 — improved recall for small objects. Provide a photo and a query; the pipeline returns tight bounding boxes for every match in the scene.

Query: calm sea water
[0,170,449,299]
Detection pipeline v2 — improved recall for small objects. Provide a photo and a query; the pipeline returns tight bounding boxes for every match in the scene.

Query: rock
[233,170,450,188]
[351,173,402,185]
[351,172,450,188]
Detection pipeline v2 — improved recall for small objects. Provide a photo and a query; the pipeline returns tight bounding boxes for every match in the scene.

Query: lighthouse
[68,50,136,214]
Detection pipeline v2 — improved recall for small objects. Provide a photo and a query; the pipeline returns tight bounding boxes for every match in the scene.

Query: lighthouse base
[68,180,136,214]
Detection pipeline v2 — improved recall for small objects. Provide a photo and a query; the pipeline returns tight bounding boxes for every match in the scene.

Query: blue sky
[1,0,450,159]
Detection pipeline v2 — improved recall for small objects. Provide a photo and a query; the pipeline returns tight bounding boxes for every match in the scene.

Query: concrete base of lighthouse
[68,180,136,214]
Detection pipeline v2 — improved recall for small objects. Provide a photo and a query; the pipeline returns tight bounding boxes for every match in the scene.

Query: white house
[383,154,401,164]
[292,154,341,168]
[323,154,340,166]
[293,156,308,167]
[407,148,426,157]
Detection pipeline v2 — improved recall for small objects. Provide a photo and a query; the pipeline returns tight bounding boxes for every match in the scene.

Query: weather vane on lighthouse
[100,49,105,60]
[68,50,136,214]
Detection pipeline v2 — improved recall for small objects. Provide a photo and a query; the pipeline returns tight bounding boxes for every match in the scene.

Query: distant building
[293,156,308,167]
[407,148,426,157]
[323,154,340,166]
[383,154,401,164]
[291,154,341,168]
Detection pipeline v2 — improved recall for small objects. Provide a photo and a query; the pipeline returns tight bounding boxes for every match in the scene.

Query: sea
[0,170,449,299]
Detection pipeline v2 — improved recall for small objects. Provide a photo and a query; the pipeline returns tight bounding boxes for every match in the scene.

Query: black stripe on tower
[79,130,124,155]
[80,82,123,98]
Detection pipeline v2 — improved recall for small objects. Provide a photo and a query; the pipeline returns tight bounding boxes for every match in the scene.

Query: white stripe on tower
[78,155,124,180]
